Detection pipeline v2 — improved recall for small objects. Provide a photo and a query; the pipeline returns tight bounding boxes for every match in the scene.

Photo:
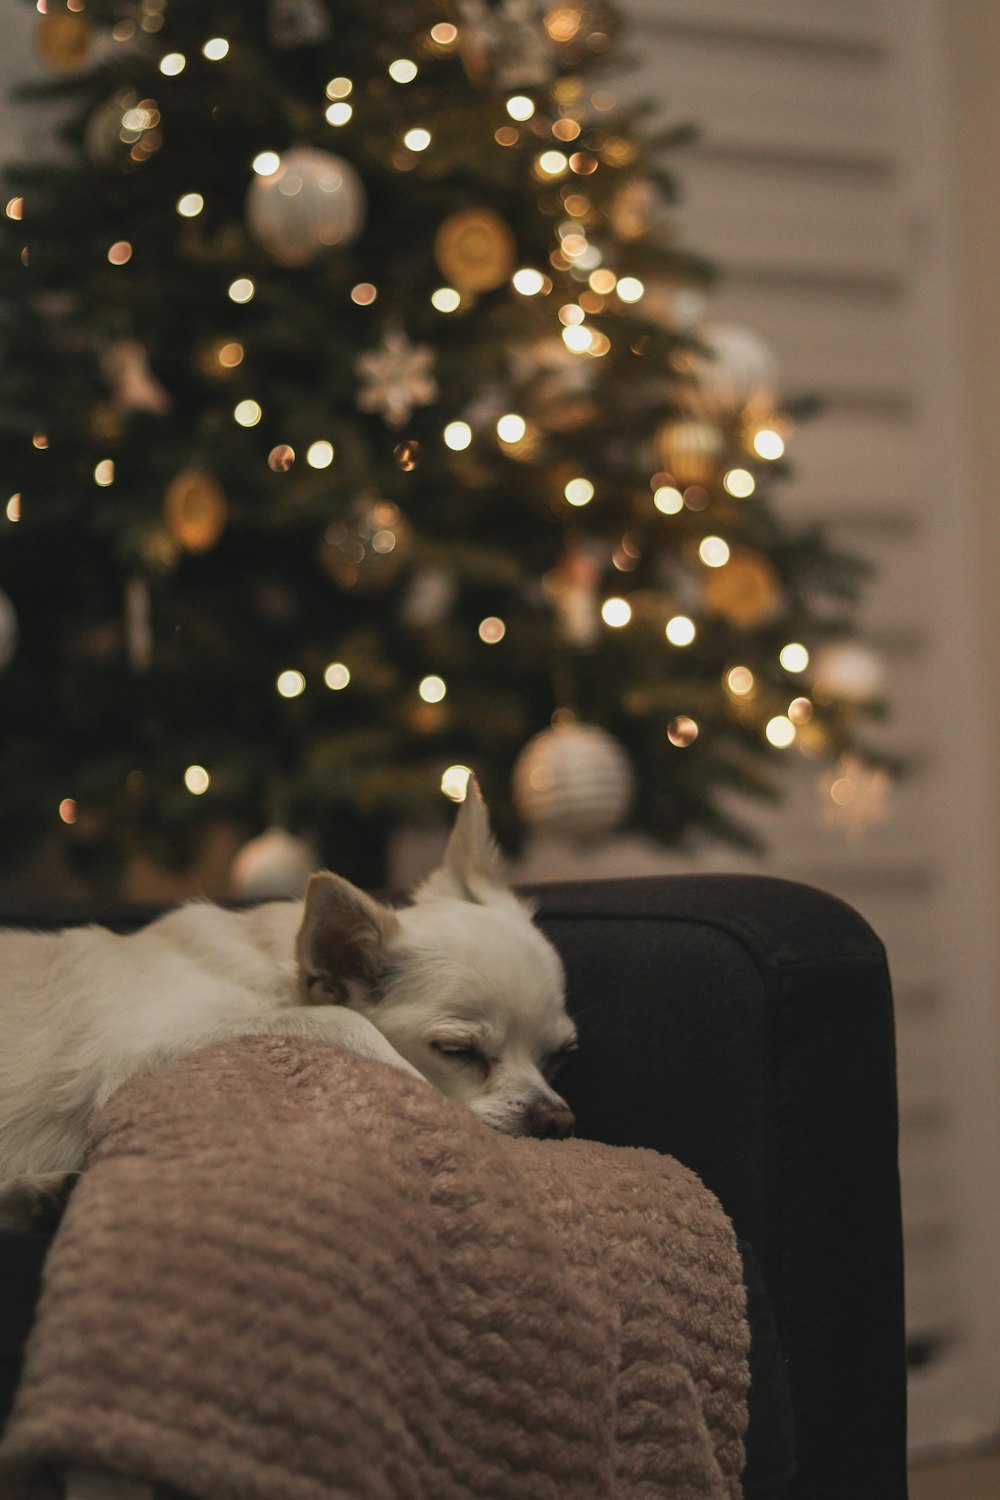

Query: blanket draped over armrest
[0,1037,749,1500]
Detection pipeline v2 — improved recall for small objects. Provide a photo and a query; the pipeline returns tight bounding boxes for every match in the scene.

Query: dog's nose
[525,1100,576,1139]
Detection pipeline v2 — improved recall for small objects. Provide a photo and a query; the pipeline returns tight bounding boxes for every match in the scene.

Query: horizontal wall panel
[629,0,890,49]
[776,409,921,522]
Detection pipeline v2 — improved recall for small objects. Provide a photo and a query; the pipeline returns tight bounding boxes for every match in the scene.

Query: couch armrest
[527,875,907,1500]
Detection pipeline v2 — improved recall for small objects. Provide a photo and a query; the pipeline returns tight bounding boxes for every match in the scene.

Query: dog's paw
[0,1170,81,1234]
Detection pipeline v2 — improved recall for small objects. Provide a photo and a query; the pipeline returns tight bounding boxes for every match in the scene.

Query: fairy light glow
[419,675,447,703]
[5,198,23,221]
[324,662,351,690]
[431,286,461,312]
[753,428,785,460]
[616,277,645,303]
[325,102,353,126]
[176,193,204,217]
[724,468,756,498]
[653,485,684,515]
[184,765,210,794]
[252,151,280,176]
[766,715,797,748]
[788,697,813,724]
[589,269,617,294]
[234,399,262,427]
[430,22,458,46]
[306,440,334,468]
[506,95,535,120]
[562,325,593,353]
[94,459,115,486]
[404,128,432,152]
[389,58,418,82]
[442,765,472,801]
[58,798,77,825]
[108,241,133,265]
[726,666,755,697]
[6,494,21,522]
[667,716,699,747]
[564,477,594,506]
[159,53,186,76]
[666,615,696,647]
[602,597,632,627]
[779,643,810,673]
[351,282,377,305]
[698,536,731,568]
[217,340,244,368]
[478,616,506,643]
[443,421,472,451]
[228,277,255,303]
[277,671,306,699]
[496,414,526,443]
[513,268,545,295]
[537,150,569,176]
[202,38,230,61]
[326,77,352,99]
[32,433,48,450]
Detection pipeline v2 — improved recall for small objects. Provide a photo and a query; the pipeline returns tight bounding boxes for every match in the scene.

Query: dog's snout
[525,1100,576,1139]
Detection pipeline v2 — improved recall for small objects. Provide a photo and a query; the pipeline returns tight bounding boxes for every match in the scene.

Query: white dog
[0,782,577,1233]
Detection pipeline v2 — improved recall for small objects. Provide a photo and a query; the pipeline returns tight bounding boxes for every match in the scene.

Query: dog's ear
[296,873,401,1005]
[415,776,516,906]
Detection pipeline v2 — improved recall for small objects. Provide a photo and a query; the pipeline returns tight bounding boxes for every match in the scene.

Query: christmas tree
[0,0,882,895]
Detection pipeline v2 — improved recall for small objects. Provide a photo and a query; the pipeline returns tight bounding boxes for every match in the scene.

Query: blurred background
[0,0,995,1476]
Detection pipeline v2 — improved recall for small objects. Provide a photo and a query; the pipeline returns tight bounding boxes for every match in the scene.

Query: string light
[94,459,115,486]
[202,38,229,61]
[562,325,593,353]
[766,715,796,748]
[324,662,351,690]
[419,675,446,703]
[159,53,186,76]
[512,268,545,295]
[176,193,204,217]
[441,766,472,801]
[589,269,617,294]
[753,428,785,460]
[537,150,569,177]
[252,151,280,176]
[564,477,594,506]
[788,697,813,724]
[389,58,418,82]
[184,765,210,794]
[666,615,696,647]
[601,597,631,627]
[698,536,730,568]
[216,340,243,368]
[404,128,432,152]
[779,643,810,673]
[616,277,645,303]
[58,798,77,825]
[506,95,535,120]
[478,617,506,643]
[32,433,48,450]
[268,445,295,472]
[228,277,255,303]
[277,670,306,698]
[724,468,756,498]
[443,421,472,451]
[653,485,683,515]
[431,286,461,312]
[234,399,262,427]
[667,716,699,747]
[495,126,519,147]
[429,22,458,47]
[306,440,334,468]
[325,102,353,126]
[552,118,582,142]
[108,241,133,265]
[351,282,377,305]
[6,494,21,522]
[726,666,755,697]
[496,414,526,443]
[5,198,23,221]
[326,77,353,99]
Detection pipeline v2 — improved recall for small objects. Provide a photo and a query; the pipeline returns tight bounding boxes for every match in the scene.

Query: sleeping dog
[0,781,577,1232]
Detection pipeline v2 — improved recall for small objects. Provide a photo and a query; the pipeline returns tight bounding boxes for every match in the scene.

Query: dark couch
[0,875,908,1499]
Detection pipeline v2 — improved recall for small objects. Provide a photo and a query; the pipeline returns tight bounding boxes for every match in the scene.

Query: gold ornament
[655,418,724,489]
[36,10,93,73]
[703,549,780,629]
[164,470,228,554]
[434,209,515,294]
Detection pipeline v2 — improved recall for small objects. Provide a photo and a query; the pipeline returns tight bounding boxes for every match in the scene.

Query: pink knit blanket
[0,1036,749,1499]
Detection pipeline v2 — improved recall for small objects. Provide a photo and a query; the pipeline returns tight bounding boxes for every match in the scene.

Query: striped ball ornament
[513,723,635,838]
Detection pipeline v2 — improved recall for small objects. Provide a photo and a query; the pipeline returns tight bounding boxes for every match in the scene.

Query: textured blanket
[0,1037,749,1500]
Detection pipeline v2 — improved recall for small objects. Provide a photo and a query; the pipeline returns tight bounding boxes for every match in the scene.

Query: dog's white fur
[0,783,576,1233]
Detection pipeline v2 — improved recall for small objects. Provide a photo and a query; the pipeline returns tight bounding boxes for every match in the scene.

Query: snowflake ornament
[458,0,555,89]
[820,753,892,841]
[355,329,439,428]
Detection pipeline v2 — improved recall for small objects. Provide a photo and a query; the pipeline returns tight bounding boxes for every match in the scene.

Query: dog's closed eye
[429,1039,490,1075]
[543,1042,578,1081]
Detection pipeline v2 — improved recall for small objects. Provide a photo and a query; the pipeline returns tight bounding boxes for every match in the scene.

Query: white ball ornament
[513,722,636,840]
[231,827,318,900]
[696,322,778,421]
[246,148,365,266]
[811,642,885,705]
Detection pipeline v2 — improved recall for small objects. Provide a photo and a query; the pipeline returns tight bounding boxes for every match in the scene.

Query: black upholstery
[0,875,908,1499]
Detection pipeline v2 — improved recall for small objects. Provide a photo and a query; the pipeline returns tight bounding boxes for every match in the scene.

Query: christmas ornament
[695,323,778,421]
[355,329,438,427]
[458,0,555,89]
[703,549,780,628]
[101,340,171,415]
[434,209,516,294]
[0,590,18,670]
[820,753,892,840]
[246,149,365,267]
[36,9,93,73]
[268,0,331,48]
[319,495,413,592]
[811,642,884,705]
[513,721,636,838]
[543,1,621,63]
[543,548,600,647]
[164,470,228,554]
[231,826,318,900]
[655,418,724,488]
